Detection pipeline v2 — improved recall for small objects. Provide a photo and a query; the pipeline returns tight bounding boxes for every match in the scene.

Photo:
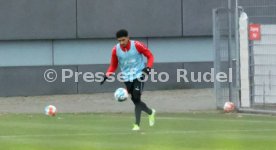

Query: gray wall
[0,41,53,66]
[0,0,76,40]
[182,0,227,36]
[0,37,213,66]
[0,0,234,96]
[1,0,274,39]
[0,66,78,96]
[0,62,213,96]
[0,0,229,40]
[0,37,214,96]
[77,0,182,38]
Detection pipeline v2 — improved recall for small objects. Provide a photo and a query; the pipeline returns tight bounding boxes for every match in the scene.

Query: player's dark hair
[116,29,128,38]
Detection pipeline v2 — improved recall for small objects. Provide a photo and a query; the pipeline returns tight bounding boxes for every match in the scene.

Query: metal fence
[213,0,240,109]
[240,0,276,112]
[214,0,276,113]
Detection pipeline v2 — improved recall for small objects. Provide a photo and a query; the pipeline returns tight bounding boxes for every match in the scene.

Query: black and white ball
[114,88,128,102]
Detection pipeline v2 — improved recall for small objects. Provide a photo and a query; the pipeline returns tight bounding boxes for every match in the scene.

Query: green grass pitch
[1,112,276,150]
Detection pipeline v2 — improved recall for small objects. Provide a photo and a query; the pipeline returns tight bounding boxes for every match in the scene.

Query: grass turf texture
[0,112,276,150]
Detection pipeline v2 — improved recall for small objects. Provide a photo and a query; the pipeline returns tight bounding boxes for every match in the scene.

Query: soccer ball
[44,105,57,116]
[114,88,128,102]
[223,102,235,112]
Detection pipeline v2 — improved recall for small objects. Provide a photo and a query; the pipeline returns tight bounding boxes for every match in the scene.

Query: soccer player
[101,29,156,131]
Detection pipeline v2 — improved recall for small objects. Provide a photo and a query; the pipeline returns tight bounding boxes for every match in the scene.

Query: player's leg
[132,79,152,115]
[125,78,155,130]
[124,81,140,130]
[125,79,148,127]
[131,84,143,127]
[132,79,156,127]
[133,78,156,126]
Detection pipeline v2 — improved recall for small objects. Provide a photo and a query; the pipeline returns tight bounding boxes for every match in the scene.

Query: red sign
[249,24,261,41]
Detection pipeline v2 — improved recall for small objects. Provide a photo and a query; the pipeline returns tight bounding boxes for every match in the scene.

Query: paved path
[0,89,216,113]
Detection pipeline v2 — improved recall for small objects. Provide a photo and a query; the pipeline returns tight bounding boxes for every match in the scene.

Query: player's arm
[101,47,118,85]
[106,46,118,76]
[135,41,154,74]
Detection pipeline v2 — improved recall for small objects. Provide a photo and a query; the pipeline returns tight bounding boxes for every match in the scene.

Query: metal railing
[214,0,276,113]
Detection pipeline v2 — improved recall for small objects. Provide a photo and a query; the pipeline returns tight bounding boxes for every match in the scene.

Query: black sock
[134,103,142,125]
[134,102,153,125]
[140,101,152,115]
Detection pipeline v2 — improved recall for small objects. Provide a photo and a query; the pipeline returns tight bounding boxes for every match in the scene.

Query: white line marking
[1,129,276,139]
[157,116,276,124]
[106,115,276,124]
